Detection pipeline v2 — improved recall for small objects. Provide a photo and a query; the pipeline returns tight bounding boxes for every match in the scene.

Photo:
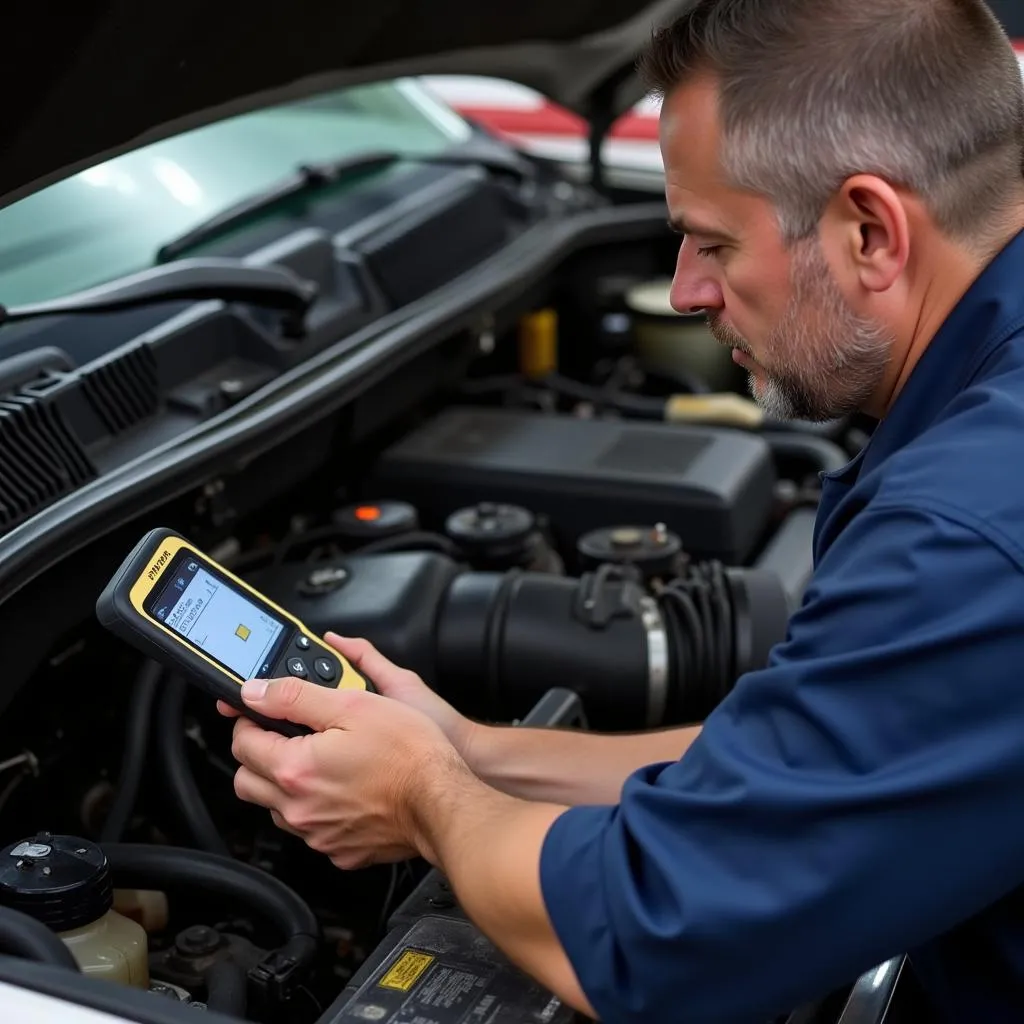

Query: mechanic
[220,0,1024,1020]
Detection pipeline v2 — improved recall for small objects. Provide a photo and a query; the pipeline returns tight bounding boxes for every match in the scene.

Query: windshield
[0,79,471,307]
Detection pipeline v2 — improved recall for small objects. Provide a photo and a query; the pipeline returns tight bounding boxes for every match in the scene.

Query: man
[221,0,1024,1020]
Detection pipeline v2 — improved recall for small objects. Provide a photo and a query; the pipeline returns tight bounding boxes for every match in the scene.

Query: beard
[706,239,893,422]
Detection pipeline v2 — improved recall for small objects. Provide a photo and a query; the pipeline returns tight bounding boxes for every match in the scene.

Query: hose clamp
[639,595,669,726]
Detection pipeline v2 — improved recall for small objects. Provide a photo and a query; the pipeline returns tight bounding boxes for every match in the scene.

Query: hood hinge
[586,65,642,195]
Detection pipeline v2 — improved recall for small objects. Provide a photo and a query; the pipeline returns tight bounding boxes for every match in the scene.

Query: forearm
[463,721,701,804]
[411,757,596,1018]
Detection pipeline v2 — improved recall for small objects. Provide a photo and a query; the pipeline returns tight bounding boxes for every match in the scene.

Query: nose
[669,241,724,316]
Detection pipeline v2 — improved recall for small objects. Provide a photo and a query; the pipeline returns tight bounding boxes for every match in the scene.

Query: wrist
[454,717,487,772]
[405,747,490,868]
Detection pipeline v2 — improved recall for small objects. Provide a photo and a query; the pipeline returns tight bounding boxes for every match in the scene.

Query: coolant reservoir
[58,908,150,987]
[0,834,149,988]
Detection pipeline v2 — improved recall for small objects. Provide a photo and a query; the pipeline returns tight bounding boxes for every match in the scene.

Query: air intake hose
[250,551,792,730]
[437,560,789,727]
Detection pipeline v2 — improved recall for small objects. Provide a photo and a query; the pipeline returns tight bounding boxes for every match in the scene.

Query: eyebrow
[667,215,735,242]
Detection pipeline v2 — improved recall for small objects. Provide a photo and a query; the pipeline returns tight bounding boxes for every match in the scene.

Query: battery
[322,915,580,1024]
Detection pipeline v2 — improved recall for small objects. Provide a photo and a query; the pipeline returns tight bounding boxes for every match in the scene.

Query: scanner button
[314,658,337,682]
[287,658,308,678]
[295,635,311,651]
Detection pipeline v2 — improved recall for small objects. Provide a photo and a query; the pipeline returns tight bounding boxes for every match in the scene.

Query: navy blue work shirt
[540,226,1024,1023]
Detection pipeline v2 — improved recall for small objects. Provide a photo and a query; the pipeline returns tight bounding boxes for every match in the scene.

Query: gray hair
[639,0,1024,246]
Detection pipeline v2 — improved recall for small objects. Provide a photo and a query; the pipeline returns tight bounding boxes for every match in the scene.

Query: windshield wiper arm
[0,258,318,332]
[156,145,532,263]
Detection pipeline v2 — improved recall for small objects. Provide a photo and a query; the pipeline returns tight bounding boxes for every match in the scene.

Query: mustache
[706,313,752,356]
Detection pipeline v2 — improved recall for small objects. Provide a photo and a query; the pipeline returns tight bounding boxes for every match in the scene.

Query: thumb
[240,675,364,731]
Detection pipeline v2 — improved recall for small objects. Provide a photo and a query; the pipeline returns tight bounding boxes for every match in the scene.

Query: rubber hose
[155,677,230,857]
[204,959,248,1017]
[659,561,738,721]
[540,373,667,419]
[0,905,79,971]
[100,844,319,969]
[100,660,163,843]
[761,431,849,475]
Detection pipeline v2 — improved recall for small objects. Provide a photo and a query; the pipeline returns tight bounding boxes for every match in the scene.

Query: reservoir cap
[0,833,112,932]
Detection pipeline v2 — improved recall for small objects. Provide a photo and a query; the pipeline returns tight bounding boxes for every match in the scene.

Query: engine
[0,270,868,1022]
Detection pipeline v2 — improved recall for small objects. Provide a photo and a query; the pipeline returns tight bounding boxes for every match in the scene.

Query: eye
[696,245,721,259]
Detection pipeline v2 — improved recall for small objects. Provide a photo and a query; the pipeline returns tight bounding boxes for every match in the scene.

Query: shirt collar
[835,226,1024,481]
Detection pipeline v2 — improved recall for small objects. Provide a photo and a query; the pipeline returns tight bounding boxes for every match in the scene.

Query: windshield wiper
[156,145,533,263]
[0,258,318,333]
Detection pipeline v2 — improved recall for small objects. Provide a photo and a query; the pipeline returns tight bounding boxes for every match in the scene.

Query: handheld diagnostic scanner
[97,528,375,736]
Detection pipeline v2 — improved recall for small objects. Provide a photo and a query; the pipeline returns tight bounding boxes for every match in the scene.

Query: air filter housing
[370,407,776,565]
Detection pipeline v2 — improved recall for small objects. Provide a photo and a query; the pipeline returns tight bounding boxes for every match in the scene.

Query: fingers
[325,634,417,695]
[270,809,301,837]
[230,715,292,782]
[216,700,242,719]
[233,764,283,810]
[234,768,302,837]
[240,675,361,732]
[325,633,403,679]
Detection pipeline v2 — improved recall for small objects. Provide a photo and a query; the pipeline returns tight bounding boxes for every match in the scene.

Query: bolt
[175,925,221,957]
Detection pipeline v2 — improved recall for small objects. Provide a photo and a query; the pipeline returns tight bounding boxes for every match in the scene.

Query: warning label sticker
[378,950,435,993]
[407,962,487,1012]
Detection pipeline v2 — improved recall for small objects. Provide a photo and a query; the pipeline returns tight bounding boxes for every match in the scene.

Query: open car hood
[3,0,685,212]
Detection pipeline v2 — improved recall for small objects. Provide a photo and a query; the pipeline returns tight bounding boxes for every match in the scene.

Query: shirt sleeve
[539,501,1024,1023]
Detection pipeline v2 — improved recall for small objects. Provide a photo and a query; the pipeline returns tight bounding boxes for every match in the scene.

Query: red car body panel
[427,41,1024,150]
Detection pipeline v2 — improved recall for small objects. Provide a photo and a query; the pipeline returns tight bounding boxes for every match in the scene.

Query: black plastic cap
[577,524,683,579]
[0,834,112,933]
[445,503,535,560]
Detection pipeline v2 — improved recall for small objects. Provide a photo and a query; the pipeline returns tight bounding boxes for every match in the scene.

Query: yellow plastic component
[518,309,558,378]
[664,393,766,429]
[112,889,169,934]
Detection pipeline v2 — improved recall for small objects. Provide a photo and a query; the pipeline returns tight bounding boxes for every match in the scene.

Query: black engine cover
[367,407,777,565]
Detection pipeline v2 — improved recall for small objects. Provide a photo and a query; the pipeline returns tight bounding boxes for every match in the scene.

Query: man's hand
[324,633,478,755]
[224,676,467,869]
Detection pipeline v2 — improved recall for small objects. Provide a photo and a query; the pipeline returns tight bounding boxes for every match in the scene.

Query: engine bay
[0,207,902,1023]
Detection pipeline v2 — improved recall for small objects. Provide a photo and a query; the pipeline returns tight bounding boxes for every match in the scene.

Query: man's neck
[878,209,1024,417]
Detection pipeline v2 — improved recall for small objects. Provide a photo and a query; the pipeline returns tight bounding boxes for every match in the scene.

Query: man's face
[660,76,893,422]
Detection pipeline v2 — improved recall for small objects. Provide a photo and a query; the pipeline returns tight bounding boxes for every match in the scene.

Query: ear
[820,174,909,294]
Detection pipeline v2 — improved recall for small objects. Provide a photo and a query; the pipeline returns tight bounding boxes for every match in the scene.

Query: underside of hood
[3,0,686,212]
